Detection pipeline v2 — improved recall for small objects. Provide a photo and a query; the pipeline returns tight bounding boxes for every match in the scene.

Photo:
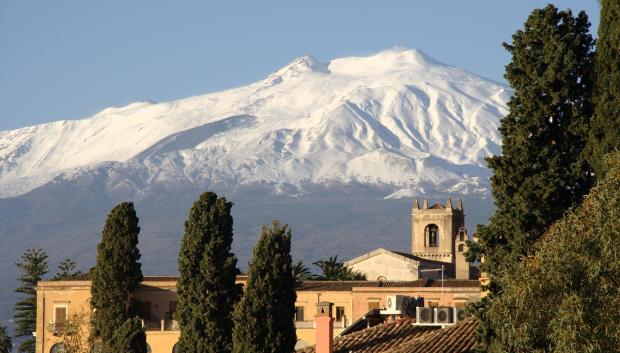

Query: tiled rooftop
[55,274,479,291]
[386,319,477,353]
[296,279,480,291]
[299,318,477,353]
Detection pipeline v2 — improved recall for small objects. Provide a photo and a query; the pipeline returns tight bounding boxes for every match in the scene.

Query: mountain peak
[272,54,330,79]
[328,47,445,76]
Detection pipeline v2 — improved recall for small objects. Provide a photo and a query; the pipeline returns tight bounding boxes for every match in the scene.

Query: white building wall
[348,252,420,281]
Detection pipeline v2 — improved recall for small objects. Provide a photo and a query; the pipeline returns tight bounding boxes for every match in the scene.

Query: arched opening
[173,343,179,353]
[147,344,152,353]
[50,343,66,353]
[377,275,387,282]
[458,227,466,241]
[458,244,465,253]
[425,224,439,247]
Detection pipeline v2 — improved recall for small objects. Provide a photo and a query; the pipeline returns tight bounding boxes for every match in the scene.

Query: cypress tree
[109,318,147,353]
[469,5,595,351]
[587,0,620,177]
[14,248,48,353]
[0,326,13,353]
[53,258,81,280]
[232,220,297,353]
[90,202,144,353]
[176,192,240,353]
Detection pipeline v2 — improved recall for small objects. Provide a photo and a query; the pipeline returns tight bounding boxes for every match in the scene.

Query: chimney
[315,302,334,353]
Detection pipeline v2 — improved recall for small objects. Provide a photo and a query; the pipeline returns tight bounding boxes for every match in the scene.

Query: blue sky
[0,0,599,131]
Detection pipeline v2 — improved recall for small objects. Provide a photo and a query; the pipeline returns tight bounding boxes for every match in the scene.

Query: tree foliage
[292,260,312,284]
[48,309,91,353]
[587,0,620,176]
[0,326,12,353]
[108,318,147,353]
[53,258,82,281]
[176,192,240,353]
[313,255,366,280]
[90,202,144,353]
[232,220,297,353]
[14,248,48,353]
[468,5,595,351]
[487,152,620,352]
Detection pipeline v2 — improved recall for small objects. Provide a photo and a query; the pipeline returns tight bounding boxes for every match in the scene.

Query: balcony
[294,318,347,329]
[141,319,179,331]
[48,322,66,336]
[295,320,314,329]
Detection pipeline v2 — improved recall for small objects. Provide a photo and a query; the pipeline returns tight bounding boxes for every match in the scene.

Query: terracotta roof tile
[296,279,480,291]
[386,319,478,353]
[299,318,478,353]
[300,318,438,353]
[60,275,479,290]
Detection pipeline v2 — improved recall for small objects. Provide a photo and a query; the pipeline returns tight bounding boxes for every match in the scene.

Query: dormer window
[425,224,439,247]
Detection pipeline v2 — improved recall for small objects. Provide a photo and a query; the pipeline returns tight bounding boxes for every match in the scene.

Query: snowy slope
[0,48,510,198]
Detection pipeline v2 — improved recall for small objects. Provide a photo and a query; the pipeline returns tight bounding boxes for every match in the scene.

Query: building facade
[35,277,480,353]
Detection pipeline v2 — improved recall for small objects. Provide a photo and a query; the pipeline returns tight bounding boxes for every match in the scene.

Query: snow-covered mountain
[0,48,509,199]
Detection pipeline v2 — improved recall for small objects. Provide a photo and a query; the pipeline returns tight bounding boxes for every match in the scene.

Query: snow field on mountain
[0,48,510,198]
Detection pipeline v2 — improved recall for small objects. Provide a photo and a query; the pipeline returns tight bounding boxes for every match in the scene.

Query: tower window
[458,244,465,252]
[458,227,466,241]
[425,224,439,247]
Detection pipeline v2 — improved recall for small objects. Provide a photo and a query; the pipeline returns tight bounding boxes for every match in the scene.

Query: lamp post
[419,265,445,306]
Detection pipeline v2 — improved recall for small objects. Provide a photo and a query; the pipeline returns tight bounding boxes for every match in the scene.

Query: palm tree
[292,261,312,284]
[313,256,345,280]
[312,256,366,280]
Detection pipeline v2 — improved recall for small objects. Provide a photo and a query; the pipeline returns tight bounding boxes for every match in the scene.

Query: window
[454,301,467,309]
[139,301,152,321]
[172,343,179,353]
[168,301,178,320]
[50,343,66,353]
[53,304,68,332]
[458,244,465,252]
[368,300,381,311]
[295,306,305,321]
[376,275,387,282]
[336,306,345,321]
[425,224,439,247]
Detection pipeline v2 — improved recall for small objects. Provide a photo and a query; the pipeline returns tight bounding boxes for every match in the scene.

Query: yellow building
[36,275,480,353]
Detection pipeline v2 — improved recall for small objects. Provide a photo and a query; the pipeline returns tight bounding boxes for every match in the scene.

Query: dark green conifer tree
[176,192,240,353]
[232,220,296,353]
[53,258,81,280]
[468,5,595,351]
[0,325,13,353]
[90,202,144,353]
[587,0,620,177]
[109,318,147,353]
[14,248,48,353]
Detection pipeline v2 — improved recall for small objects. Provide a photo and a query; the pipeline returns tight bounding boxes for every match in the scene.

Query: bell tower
[411,198,470,279]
